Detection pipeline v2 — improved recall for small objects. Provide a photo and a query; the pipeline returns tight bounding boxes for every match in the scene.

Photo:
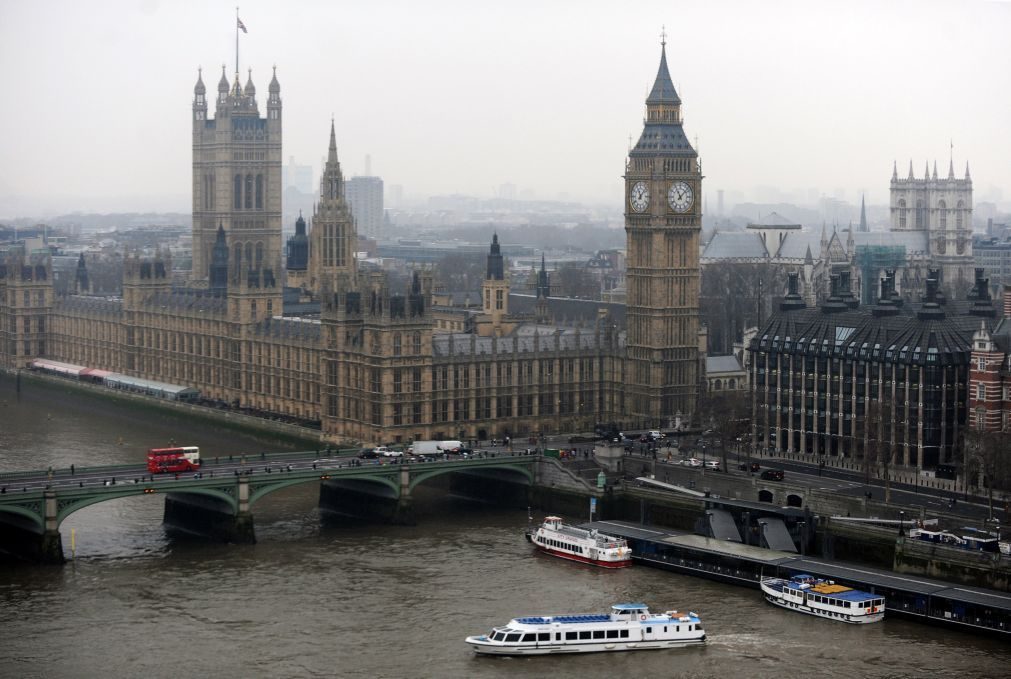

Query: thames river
[1,376,1008,678]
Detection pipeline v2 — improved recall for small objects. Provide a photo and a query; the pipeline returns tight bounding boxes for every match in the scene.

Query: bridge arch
[0,504,45,533]
[56,486,238,526]
[757,489,774,503]
[408,461,534,493]
[786,494,804,508]
[247,473,400,507]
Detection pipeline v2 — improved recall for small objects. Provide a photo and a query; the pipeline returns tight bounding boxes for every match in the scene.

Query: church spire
[908,160,914,179]
[949,157,955,179]
[892,161,898,181]
[965,162,971,181]
[859,194,867,232]
[932,160,938,180]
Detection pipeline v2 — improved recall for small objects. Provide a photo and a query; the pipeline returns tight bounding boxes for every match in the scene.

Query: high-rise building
[283,156,314,194]
[345,176,384,240]
[191,66,282,286]
[623,40,702,425]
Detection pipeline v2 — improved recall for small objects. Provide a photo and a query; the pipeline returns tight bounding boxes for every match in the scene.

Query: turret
[216,65,229,108]
[193,68,207,123]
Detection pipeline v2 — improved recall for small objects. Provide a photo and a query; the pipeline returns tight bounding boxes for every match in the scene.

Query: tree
[862,399,895,503]
[700,262,790,354]
[433,252,488,294]
[555,262,599,300]
[698,389,750,472]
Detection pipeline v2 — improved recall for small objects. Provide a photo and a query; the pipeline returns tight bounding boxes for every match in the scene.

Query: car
[373,446,403,458]
[703,460,721,471]
[680,457,702,467]
[648,430,666,441]
[738,462,761,472]
[760,469,784,481]
[358,449,379,459]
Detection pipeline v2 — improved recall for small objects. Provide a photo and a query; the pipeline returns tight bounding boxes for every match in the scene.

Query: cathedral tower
[191,65,282,287]
[624,39,702,425]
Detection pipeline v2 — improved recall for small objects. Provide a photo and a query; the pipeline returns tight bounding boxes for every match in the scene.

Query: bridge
[0,450,538,564]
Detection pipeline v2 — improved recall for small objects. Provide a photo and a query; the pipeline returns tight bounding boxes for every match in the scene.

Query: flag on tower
[237,17,247,33]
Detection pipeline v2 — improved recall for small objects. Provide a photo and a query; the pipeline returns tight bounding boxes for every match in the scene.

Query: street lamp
[798,521,806,556]
[898,510,905,537]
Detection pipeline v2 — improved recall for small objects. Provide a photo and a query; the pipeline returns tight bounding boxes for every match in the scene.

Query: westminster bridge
[0,450,539,564]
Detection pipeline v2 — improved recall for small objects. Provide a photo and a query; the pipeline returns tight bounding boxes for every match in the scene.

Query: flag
[237,17,247,33]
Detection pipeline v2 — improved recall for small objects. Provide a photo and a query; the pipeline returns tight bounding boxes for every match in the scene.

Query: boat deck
[516,614,611,624]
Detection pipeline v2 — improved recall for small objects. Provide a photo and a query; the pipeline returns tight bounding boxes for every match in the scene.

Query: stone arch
[786,494,803,507]
[758,489,774,503]
[898,199,907,229]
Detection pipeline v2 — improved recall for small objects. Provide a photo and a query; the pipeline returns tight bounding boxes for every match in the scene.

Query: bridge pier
[393,467,415,526]
[163,476,256,544]
[41,490,65,564]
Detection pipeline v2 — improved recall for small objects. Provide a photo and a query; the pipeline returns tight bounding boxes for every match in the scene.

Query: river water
[1,376,1009,678]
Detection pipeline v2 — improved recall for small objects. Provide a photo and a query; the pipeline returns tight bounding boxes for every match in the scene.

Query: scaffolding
[854,245,907,305]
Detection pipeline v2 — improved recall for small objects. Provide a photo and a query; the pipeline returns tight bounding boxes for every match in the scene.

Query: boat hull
[533,543,631,569]
[466,636,706,656]
[760,583,884,624]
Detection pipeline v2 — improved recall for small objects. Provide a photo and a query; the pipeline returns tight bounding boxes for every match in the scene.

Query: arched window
[413,332,422,354]
[234,174,242,209]
[245,243,253,269]
[915,199,925,229]
[255,242,263,268]
[233,243,242,269]
[938,200,947,229]
[393,333,402,356]
[956,200,964,229]
[255,174,263,209]
[898,199,906,229]
[244,175,253,209]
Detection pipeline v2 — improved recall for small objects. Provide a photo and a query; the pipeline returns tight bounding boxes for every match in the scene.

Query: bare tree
[699,389,750,472]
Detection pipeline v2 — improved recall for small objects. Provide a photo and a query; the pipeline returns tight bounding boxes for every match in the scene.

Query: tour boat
[465,603,706,655]
[760,574,884,624]
[527,516,631,568]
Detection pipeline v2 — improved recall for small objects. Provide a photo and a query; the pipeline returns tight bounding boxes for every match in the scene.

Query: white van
[410,440,464,455]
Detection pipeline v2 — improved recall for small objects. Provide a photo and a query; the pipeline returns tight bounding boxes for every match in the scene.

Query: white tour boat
[760,574,884,624]
[527,516,631,568]
[465,603,706,655]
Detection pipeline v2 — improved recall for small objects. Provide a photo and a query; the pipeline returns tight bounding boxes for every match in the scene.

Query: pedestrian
[70,464,75,476]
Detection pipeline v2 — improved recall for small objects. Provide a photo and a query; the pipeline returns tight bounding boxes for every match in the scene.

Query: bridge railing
[0,448,360,481]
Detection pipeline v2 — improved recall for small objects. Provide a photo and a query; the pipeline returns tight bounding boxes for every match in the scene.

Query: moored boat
[760,574,884,624]
[465,603,705,655]
[527,516,631,568]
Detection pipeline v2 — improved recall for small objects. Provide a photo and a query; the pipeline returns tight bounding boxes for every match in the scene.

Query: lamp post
[898,510,905,537]
[798,521,806,556]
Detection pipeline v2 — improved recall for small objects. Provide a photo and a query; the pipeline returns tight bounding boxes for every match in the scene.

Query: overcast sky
[1,0,1009,217]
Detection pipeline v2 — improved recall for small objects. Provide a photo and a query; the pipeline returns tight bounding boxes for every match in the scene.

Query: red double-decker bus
[147,446,201,474]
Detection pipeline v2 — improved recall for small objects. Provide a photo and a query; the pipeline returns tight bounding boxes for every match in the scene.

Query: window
[244,174,253,209]
[978,383,985,401]
[255,174,263,209]
[234,174,242,209]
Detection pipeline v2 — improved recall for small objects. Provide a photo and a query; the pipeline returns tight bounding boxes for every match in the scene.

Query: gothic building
[890,159,974,296]
[3,45,695,444]
[191,66,283,288]
[624,39,702,424]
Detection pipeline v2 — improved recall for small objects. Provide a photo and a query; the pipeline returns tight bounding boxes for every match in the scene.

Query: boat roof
[612,603,648,610]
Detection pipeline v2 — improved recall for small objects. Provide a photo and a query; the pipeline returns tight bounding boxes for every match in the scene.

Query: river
[0,375,1008,678]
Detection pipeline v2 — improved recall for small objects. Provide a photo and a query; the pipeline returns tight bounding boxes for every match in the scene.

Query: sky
[1,0,1009,218]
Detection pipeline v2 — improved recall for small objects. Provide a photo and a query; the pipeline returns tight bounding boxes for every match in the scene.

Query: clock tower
[624,39,702,426]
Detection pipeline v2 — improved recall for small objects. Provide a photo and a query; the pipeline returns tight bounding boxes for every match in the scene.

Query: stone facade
[3,46,699,446]
[624,41,702,425]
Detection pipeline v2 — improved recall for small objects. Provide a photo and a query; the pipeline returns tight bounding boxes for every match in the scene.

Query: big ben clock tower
[624,38,701,426]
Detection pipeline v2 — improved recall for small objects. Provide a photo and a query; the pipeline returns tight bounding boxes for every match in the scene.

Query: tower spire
[965,162,971,181]
[932,160,938,180]
[859,194,867,232]
[908,160,914,179]
[892,161,898,181]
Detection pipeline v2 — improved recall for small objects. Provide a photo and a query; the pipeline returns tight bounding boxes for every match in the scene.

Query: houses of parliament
[0,44,703,446]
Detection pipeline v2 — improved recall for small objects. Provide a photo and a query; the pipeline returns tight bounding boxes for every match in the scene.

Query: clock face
[668,181,694,213]
[629,181,649,213]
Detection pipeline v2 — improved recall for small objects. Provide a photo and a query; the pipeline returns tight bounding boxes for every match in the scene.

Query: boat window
[695,623,703,631]
[593,631,605,639]
[491,632,503,641]
[555,633,561,641]
[844,601,851,608]
[505,633,521,642]
[606,630,619,639]
[565,632,577,640]
[687,625,692,631]
[620,630,629,638]
[579,631,592,640]
[521,633,536,642]
[676,626,679,632]
[538,633,549,642]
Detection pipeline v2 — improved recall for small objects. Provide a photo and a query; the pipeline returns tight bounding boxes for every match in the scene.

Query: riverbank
[0,369,321,450]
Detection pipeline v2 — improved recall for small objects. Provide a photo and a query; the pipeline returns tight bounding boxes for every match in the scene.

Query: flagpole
[235,6,240,77]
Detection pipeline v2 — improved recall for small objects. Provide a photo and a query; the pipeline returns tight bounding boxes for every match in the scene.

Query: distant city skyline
[1,0,1009,218]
